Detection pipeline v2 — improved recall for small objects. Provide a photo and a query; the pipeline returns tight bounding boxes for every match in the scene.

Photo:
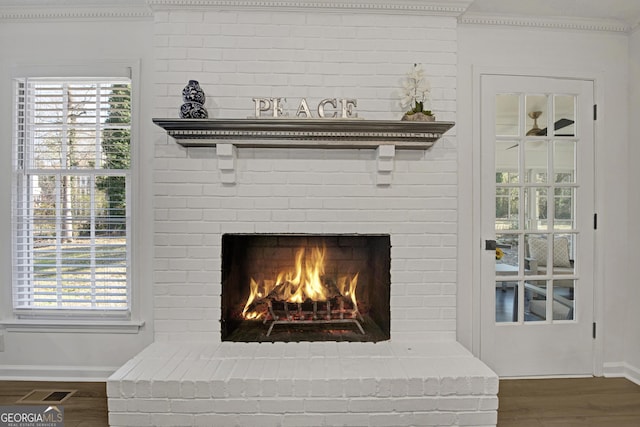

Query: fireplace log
[243,277,364,326]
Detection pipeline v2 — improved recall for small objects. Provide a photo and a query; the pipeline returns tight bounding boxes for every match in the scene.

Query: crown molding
[146,0,473,16]
[459,12,631,33]
[0,1,153,21]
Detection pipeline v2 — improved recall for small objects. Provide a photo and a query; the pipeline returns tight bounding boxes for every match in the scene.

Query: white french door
[480,75,595,376]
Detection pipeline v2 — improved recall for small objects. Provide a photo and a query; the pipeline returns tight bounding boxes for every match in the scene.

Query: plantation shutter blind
[13,78,131,314]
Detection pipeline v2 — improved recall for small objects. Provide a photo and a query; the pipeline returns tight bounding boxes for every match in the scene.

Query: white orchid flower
[400,63,432,113]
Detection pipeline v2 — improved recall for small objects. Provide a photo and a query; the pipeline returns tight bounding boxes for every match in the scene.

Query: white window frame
[6,61,142,328]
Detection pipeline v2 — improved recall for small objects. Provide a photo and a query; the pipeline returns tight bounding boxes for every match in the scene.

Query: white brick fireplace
[107,2,498,426]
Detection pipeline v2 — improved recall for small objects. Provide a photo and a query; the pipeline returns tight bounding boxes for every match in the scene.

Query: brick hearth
[107,341,498,427]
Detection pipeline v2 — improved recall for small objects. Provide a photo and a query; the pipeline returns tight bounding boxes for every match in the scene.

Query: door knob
[485,240,497,250]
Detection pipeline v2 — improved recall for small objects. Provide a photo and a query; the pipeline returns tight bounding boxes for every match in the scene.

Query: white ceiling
[464,0,640,29]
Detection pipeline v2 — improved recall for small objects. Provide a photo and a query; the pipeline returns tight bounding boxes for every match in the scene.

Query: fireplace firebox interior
[221,234,391,342]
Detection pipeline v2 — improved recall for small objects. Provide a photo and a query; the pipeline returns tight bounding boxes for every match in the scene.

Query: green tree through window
[97,84,131,232]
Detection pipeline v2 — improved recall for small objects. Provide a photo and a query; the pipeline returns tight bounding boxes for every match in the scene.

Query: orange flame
[242,278,261,319]
[338,272,359,308]
[242,246,359,319]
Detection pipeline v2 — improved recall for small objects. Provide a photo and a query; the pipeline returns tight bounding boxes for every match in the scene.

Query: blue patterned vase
[182,80,206,104]
[179,80,208,118]
[180,102,209,119]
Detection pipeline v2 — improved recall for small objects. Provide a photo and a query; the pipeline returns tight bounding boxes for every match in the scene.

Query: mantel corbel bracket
[216,143,237,184]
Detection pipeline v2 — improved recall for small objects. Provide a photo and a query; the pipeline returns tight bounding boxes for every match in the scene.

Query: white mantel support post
[216,143,237,184]
[376,144,395,186]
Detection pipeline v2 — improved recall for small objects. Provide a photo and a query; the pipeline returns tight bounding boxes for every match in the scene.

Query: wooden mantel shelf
[153,118,455,149]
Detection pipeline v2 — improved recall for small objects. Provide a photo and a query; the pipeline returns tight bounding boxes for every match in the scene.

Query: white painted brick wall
[140,31,493,410]
[152,5,459,343]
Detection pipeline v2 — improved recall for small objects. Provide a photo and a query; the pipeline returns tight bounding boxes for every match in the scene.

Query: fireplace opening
[221,234,391,342]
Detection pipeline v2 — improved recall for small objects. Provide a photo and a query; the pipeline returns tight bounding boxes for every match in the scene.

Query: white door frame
[469,65,605,376]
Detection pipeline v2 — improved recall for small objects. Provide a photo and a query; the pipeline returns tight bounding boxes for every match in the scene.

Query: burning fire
[241,246,359,320]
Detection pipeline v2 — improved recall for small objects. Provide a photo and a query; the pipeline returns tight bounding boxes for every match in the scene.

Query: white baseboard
[603,362,640,386]
[0,364,117,382]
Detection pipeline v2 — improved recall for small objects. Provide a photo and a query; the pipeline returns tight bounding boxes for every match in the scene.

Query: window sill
[0,319,145,334]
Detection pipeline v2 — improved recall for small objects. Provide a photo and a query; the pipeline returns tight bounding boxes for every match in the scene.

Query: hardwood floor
[498,377,640,426]
[0,381,108,427]
[1,377,639,426]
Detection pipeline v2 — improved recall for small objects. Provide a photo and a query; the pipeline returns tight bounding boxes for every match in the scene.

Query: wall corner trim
[603,362,640,386]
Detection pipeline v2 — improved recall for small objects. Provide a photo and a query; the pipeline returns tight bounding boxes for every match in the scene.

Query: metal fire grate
[264,297,365,336]
[17,389,76,404]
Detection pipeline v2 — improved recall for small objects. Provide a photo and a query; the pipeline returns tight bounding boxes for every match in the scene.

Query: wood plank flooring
[1,377,639,426]
[498,377,640,426]
[0,381,107,427]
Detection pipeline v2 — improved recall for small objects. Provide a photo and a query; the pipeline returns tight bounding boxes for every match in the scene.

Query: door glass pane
[496,140,519,183]
[525,187,549,231]
[554,95,576,137]
[496,276,518,323]
[553,280,575,320]
[496,233,519,273]
[526,95,548,136]
[525,233,548,274]
[554,187,574,230]
[496,94,520,136]
[496,278,519,323]
[552,233,575,274]
[554,140,576,183]
[496,187,519,230]
[526,280,547,322]
[495,233,520,323]
[495,233,519,323]
[524,140,548,183]
[526,227,550,323]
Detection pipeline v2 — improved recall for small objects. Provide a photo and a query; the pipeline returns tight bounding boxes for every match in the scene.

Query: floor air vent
[17,389,76,404]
